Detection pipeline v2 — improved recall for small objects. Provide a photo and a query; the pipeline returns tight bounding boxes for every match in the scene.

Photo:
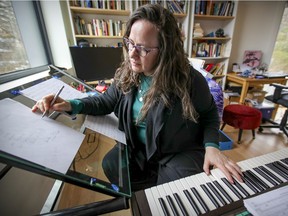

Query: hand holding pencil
[31,86,73,117]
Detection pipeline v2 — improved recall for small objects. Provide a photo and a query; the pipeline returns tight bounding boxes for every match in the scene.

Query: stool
[221,104,262,144]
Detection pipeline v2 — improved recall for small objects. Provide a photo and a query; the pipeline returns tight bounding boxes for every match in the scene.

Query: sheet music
[21,77,88,101]
[244,185,288,216]
[0,98,85,174]
[83,113,126,144]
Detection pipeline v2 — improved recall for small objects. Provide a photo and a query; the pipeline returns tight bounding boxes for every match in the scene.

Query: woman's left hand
[203,147,243,184]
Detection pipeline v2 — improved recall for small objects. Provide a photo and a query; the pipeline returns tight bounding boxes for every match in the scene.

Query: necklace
[138,75,152,102]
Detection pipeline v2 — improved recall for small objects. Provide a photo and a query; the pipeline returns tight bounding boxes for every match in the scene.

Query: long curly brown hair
[114,4,198,122]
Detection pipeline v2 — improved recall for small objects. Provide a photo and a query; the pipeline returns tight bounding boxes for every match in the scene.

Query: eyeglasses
[123,37,159,57]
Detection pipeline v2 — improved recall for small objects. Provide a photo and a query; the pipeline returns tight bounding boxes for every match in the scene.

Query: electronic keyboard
[132,148,288,216]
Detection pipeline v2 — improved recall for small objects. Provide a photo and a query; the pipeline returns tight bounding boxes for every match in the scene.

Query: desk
[226,73,287,104]
[0,68,130,215]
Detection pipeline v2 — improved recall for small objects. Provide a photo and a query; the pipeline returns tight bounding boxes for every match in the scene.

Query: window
[268,4,288,72]
[0,0,53,84]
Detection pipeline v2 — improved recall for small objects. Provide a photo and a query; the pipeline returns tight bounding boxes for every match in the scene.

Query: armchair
[258,83,288,137]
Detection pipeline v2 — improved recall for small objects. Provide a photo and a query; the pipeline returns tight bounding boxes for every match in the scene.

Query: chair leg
[221,123,226,131]
[238,129,243,144]
[252,130,255,139]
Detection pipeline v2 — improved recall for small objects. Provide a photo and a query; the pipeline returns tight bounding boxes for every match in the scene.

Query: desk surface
[0,70,130,214]
[226,73,287,104]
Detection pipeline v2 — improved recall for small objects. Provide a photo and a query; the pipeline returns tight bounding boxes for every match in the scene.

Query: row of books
[204,62,225,75]
[192,42,226,58]
[136,0,187,14]
[74,16,126,36]
[70,0,128,10]
[195,0,235,16]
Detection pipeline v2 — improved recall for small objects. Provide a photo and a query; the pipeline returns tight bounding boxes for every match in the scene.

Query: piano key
[212,180,234,203]
[168,180,199,215]
[258,166,284,184]
[186,175,216,211]
[221,178,243,199]
[145,187,165,216]
[158,197,170,216]
[199,174,229,205]
[273,161,288,174]
[242,172,262,193]
[161,183,185,216]
[191,187,210,213]
[281,158,288,165]
[173,193,189,216]
[179,178,207,214]
[239,160,274,188]
[253,167,278,186]
[183,189,201,215]
[211,169,241,202]
[266,163,288,180]
[157,184,178,216]
[248,156,287,183]
[231,177,250,197]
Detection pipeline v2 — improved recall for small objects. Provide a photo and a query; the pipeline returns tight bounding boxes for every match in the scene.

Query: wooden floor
[54,121,288,216]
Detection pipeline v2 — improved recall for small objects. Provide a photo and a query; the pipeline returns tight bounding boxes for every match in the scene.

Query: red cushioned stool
[221,104,262,144]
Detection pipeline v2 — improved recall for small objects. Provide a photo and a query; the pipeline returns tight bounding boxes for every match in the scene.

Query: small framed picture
[243,50,262,68]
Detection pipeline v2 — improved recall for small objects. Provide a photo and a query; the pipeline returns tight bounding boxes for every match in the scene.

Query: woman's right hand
[31,94,72,114]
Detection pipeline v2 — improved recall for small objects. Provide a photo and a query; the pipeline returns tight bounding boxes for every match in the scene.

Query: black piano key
[232,177,250,197]
[242,173,259,193]
[247,170,270,189]
[253,167,278,186]
[191,187,210,213]
[173,193,189,216]
[245,170,266,191]
[259,165,283,184]
[200,184,220,208]
[207,182,227,205]
[183,189,201,215]
[166,195,180,216]
[212,181,233,203]
[221,178,243,199]
[158,197,171,216]
[267,163,288,180]
[281,158,288,165]
[275,161,288,173]
[243,172,264,192]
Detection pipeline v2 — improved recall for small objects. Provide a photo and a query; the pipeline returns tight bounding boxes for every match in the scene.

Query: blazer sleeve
[78,83,121,115]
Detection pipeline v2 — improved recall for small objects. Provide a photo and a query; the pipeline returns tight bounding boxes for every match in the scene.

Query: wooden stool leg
[252,130,255,139]
[221,123,226,131]
[238,129,243,144]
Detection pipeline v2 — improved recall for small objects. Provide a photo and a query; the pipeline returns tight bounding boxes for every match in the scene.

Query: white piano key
[251,156,287,183]
[210,169,240,202]
[156,184,175,216]
[185,174,216,211]
[161,183,185,216]
[239,160,275,188]
[196,173,225,207]
[178,177,206,214]
[168,180,198,215]
[145,186,165,216]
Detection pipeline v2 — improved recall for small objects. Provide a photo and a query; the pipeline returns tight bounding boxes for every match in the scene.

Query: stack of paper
[243,185,288,216]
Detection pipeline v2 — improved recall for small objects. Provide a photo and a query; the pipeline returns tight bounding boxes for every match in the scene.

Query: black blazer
[79,67,220,161]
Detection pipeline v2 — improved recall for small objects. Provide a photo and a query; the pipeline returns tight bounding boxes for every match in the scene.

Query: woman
[32,4,242,191]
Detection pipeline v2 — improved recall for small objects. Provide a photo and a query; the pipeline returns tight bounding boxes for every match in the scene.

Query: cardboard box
[219,130,233,150]
[246,90,267,103]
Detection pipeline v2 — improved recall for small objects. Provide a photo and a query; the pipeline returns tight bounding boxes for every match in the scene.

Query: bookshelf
[189,0,238,89]
[67,1,132,47]
[65,0,191,49]
[63,0,238,87]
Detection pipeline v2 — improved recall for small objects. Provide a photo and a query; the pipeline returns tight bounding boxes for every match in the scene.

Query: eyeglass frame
[123,36,159,57]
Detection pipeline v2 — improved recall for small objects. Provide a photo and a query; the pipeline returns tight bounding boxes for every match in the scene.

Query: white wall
[40,0,73,71]
[229,1,286,70]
